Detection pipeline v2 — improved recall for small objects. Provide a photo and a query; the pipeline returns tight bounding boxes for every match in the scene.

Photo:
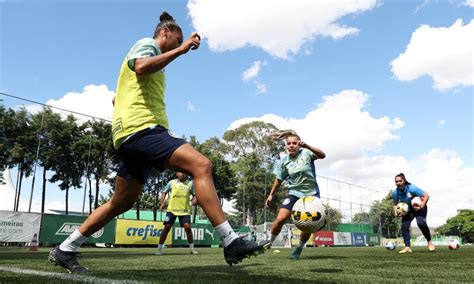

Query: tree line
[1,102,471,241]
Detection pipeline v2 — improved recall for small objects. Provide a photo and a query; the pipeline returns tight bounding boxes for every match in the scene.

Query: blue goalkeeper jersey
[392,184,424,204]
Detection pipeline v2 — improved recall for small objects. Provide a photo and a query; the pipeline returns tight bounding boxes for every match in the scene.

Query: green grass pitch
[0,246,472,283]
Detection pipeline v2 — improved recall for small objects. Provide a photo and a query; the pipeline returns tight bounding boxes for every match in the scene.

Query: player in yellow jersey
[156,172,198,255]
[49,11,270,273]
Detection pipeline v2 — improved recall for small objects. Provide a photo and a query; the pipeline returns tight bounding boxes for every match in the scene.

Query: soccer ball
[448,239,460,250]
[411,196,424,210]
[395,202,409,217]
[291,196,326,233]
[385,241,397,250]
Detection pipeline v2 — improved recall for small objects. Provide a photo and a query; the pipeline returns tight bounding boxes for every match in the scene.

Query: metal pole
[28,112,45,212]
[82,131,92,215]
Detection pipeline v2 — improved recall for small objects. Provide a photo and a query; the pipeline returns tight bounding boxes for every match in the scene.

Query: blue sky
[1,0,472,226]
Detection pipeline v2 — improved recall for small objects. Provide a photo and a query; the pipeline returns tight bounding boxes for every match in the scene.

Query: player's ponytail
[269,129,300,141]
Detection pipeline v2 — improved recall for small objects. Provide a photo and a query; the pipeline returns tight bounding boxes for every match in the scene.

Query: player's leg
[157,213,175,255]
[291,231,311,260]
[181,216,198,254]
[399,211,415,253]
[414,206,435,251]
[270,208,291,242]
[164,143,271,265]
[49,176,143,273]
[270,195,298,242]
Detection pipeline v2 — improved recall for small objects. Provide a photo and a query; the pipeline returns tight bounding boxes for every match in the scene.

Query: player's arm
[135,32,200,75]
[299,141,325,159]
[420,192,430,209]
[159,192,167,211]
[265,178,283,208]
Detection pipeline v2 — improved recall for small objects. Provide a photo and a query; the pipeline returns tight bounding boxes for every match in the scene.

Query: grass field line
[0,265,146,284]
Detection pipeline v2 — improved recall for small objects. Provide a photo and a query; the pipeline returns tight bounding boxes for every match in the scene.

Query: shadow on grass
[304,255,348,260]
[93,264,318,283]
[309,268,343,273]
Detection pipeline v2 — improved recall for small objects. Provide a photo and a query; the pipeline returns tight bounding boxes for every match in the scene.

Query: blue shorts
[163,212,191,226]
[281,194,319,211]
[281,195,300,211]
[117,125,186,183]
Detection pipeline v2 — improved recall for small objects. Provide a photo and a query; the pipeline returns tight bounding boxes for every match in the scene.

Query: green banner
[172,223,221,246]
[39,214,115,244]
[337,223,374,233]
[367,233,380,246]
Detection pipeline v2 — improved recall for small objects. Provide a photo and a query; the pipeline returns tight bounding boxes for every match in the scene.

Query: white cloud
[230,90,404,161]
[45,84,115,123]
[391,19,474,91]
[187,0,378,59]
[465,0,474,7]
[227,90,473,226]
[242,61,263,81]
[437,119,446,126]
[187,101,197,111]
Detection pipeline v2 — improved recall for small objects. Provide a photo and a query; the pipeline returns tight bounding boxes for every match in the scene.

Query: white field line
[0,265,146,284]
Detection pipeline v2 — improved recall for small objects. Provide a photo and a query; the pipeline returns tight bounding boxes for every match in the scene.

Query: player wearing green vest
[49,11,270,273]
[156,172,198,255]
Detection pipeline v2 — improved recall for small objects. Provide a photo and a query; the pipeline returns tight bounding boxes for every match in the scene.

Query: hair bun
[159,12,174,22]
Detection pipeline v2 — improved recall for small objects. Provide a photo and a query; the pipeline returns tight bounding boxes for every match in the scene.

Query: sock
[215,221,239,247]
[59,229,88,252]
[158,244,164,249]
[298,240,306,249]
[189,243,194,249]
[271,234,278,242]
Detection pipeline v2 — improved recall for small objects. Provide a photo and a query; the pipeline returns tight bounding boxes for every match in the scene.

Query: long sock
[298,240,306,249]
[59,229,88,252]
[215,221,239,247]
[189,243,194,249]
[271,234,278,242]
[158,243,164,249]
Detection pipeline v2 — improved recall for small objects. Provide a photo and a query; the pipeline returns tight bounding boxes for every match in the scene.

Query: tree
[49,115,84,214]
[31,108,63,213]
[437,209,474,243]
[369,192,400,238]
[222,122,285,225]
[4,108,36,211]
[352,212,371,223]
[324,204,343,231]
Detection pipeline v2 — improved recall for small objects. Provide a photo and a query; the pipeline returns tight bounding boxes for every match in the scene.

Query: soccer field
[0,246,472,283]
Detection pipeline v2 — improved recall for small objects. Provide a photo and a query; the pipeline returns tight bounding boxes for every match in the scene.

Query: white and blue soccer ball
[291,196,326,233]
[385,241,397,250]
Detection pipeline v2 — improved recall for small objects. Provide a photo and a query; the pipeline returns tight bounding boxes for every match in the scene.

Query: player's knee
[183,223,191,231]
[194,158,213,177]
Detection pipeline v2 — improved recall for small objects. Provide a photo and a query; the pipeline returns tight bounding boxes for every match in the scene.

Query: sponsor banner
[172,223,221,246]
[115,219,170,245]
[367,234,380,246]
[352,233,367,246]
[39,214,115,243]
[0,211,41,242]
[313,231,334,246]
[333,232,352,246]
[291,228,314,246]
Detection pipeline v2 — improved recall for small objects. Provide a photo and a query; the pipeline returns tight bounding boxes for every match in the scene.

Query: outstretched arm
[299,141,326,159]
